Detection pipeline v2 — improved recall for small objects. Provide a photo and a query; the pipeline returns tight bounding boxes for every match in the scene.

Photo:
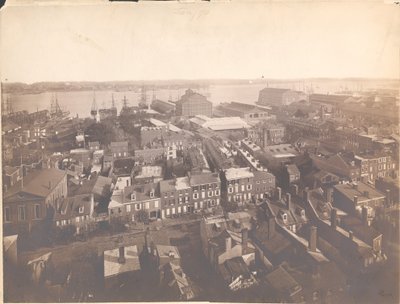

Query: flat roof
[225,167,254,180]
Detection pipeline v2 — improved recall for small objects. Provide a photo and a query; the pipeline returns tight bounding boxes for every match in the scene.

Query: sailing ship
[49,93,70,119]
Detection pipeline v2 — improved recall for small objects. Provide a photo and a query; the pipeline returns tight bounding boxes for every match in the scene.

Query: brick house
[252,171,276,201]
[108,182,161,222]
[223,167,254,205]
[110,141,129,159]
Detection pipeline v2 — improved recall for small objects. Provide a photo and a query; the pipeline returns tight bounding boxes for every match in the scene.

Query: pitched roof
[265,265,301,295]
[54,194,93,221]
[4,168,66,200]
[286,164,300,175]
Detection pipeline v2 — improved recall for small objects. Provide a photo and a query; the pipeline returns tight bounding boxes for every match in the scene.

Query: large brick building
[3,168,68,235]
[175,89,212,117]
[159,172,221,218]
[223,167,254,205]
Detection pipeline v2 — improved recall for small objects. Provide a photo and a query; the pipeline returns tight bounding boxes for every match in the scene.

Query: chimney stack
[362,206,369,226]
[353,183,358,190]
[241,228,248,255]
[308,226,317,252]
[118,246,126,264]
[348,230,353,240]
[286,193,291,210]
[225,237,232,252]
[291,184,299,196]
[330,208,337,230]
[276,187,282,201]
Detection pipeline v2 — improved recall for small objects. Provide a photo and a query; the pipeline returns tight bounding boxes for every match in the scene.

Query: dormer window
[150,190,154,198]
[131,192,136,201]
[79,206,84,214]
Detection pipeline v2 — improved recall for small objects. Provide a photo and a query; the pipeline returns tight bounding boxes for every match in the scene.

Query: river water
[2,80,390,118]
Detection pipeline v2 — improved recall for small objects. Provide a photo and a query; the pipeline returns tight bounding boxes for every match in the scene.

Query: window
[34,204,41,219]
[79,206,84,214]
[4,207,10,222]
[247,184,252,191]
[145,202,150,209]
[208,191,213,197]
[150,191,154,198]
[126,204,131,212]
[154,201,159,208]
[215,190,220,196]
[76,216,80,223]
[18,206,26,221]
[193,193,199,199]
[135,204,141,210]
[228,187,233,194]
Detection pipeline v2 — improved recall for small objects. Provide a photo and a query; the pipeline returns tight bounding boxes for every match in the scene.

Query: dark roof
[219,256,251,282]
[209,230,238,254]
[120,183,158,202]
[334,182,385,201]
[265,265,301,295]
[4,168,66,199]
[341,215,382,243]
[111,141,128,148]
[54,194,93,221]
[253,221,291,255]
[190,172,220,186]
[93,176,112,198]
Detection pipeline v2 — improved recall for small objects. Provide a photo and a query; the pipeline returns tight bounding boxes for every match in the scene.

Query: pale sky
[0,1,399,83]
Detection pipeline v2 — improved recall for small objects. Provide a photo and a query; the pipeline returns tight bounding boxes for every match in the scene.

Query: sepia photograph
[1,0,399,303]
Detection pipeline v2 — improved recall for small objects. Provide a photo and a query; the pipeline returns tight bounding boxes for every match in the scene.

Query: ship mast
[90,91,98,118]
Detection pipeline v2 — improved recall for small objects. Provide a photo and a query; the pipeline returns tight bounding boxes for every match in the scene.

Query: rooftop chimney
[286,193,291,210]
[348,230,353,240]
[291,184,299,196]
[353,196,358,206]
[276,187,282,201]
[309,226,317,252]
[330,208,337,230]
[241,228,248,255]
[362,206,369,226]
[225,237,232,252]
[353,183,358,190]
[118,246,126,264]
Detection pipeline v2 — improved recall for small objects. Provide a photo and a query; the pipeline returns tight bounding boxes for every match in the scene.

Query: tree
[85,121,115,146]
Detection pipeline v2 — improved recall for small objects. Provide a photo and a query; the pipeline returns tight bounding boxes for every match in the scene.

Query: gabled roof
[4,166,20,176]
[219,256,251,281]
[4,168,66,200]
[265,265,301,296]
[54,194,93,221]
[286,164,300,176]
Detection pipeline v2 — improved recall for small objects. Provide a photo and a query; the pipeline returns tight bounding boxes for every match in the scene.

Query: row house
[252,171,276,201]
[108,182,161,222]
[223,167,254,205]
[304,188,386,271]
[159,172,221,218]
[3,168,67,235]
[333,182,386,219]
[354,153,397,183]
[54,193,95,234]
[110,141,129,159]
